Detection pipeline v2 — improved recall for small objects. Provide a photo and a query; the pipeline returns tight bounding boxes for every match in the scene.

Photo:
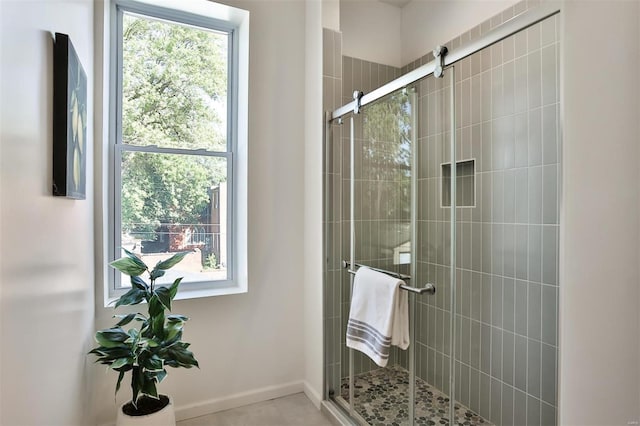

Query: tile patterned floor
[340,365,491,425]
[177,393,333,426]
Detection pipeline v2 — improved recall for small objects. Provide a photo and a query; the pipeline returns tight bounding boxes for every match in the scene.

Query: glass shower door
[336,71,456,424]
[448,15,560,426]
[411,69,459,424]
[325,8,560,426]
[341,88,413,424]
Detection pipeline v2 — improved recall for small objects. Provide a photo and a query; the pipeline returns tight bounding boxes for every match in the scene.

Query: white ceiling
[377,0,412,8]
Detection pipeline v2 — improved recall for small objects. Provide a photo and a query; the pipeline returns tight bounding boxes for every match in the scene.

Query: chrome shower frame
[323,3,562,425]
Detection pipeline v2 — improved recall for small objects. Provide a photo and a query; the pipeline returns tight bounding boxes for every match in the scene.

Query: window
[108,0,248,299]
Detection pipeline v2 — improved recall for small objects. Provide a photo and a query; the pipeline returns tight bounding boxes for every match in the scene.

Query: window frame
[107,0,245,300]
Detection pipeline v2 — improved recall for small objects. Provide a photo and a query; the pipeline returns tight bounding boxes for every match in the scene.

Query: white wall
[401,0,518,65]
[322,0,340,32]
[304,0,325,408]
[0,1,96,425]
[560,1,640,424]
[0,0,4,417]
[340,0,402,67]
[339,0,517,68]
[91,0,308,424]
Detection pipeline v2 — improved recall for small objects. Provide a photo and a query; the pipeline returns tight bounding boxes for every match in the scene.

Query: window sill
[103,282,247,307]
[174,283,247,301]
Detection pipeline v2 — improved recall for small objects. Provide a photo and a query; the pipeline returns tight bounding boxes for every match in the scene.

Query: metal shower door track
[330,1,561,120]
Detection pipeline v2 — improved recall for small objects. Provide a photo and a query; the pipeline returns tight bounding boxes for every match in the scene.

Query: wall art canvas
[53,32,87,199]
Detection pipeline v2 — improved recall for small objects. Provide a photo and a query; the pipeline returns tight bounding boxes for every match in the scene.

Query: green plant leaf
[154,251,189,271]
[122,248,149,274]
[164,324,183,343]
[149,269,165,280]
[166,314,189,322]
[110,357,133,370]
[156,369,167,383]
[134,314,147,322]
[110,257,147,277]
[89,346,131,361]
[88,347,107,356]
[114,313,137,327]
[139,337,159,348]
[115,370,125,396]
[95,328,129,348]
[139,320,152,339]
[164,343,199,368]
[148,294,164,318]
[115,287,146,308]
[169,277,183,300]
[143,355,164,371]
[89,352,105,361]
[130,276,149,291]
[164,316,185,342]
[151,308,165,339]
[131,367,143,407]
[154,286,172,311]
[141,373,159,399]
[122,247,144,262]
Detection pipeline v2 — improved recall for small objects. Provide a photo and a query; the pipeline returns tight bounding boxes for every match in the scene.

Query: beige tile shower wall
[414,2,560,426]
[342,56,403,105]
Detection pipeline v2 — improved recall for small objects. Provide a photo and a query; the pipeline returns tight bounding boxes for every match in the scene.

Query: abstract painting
[53,32,87,199]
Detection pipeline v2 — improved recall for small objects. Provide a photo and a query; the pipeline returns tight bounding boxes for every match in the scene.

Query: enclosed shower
[323,2,560,425]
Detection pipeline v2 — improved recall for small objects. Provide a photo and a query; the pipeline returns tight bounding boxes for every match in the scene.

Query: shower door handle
[399,283,436,295]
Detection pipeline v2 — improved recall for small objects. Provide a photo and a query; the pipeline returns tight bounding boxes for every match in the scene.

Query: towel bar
[342,261,436,295]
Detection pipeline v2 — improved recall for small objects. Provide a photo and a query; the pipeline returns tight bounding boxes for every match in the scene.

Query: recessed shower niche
[441,159,475,208]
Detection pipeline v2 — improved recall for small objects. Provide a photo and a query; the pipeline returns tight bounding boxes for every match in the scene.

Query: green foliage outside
[361,90,412,220]
[363,90,412,171]
[120,14,228,237]
[203,253,219,270]
[89,250,199,411]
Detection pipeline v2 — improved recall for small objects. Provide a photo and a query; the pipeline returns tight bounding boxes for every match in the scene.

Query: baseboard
[303,381,323,409]
[175,380,304,421]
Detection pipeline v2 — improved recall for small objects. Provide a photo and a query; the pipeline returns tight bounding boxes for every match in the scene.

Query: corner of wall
[303,0,325,407]
[0,0,4,420]
[638,0,640,417]
[322,0,340,33]
[637,1,640,419]
[560,1,640,423]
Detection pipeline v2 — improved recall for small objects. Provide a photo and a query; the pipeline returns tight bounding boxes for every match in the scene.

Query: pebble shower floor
[340,365,491,425]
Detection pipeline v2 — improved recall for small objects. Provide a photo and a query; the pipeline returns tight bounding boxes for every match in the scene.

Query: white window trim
[101,0,249,306]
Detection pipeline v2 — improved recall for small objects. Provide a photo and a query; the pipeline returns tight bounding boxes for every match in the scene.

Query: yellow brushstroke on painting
[78,115,84,154]
[70,89,83,192]
[71,93,78,139]
[73,147,80,190]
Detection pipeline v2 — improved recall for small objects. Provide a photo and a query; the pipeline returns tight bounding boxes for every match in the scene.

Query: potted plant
[90,249,199,425]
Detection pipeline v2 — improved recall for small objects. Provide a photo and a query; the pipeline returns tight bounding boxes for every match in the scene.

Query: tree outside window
[116,11,232,287]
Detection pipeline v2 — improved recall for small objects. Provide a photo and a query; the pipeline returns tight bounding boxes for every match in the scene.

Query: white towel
[346,266,409,367]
